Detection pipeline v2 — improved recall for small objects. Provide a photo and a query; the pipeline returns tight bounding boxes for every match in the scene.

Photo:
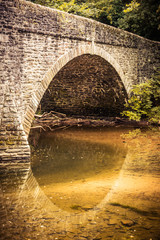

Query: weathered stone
[108,218,119,225]
[121,219,135,227]
[0,0,159,161]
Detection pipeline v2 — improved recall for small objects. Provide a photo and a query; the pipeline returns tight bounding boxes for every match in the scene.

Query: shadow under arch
[22,44,128,138]
[17,128,160,232]
[1,129,160,237]
[19,46,129,219]
[19,43,130,230]
[17,156,128,231]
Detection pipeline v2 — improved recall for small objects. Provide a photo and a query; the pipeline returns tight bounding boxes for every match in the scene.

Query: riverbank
[1,127,160,240]
[31,111,152,132]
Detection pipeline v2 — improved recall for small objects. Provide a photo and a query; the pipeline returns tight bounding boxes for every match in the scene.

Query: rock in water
[121,219,135,227]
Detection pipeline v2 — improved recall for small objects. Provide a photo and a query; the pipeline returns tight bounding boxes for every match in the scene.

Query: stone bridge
[0,0,160,163]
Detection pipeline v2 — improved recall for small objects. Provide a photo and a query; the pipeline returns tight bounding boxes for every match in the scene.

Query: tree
[27,0,160,41]
[122,69,160,123]
[118,0,160,41]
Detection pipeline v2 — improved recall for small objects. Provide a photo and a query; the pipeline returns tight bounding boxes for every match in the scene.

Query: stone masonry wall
[40,54,128,117]
[0,0,160,162]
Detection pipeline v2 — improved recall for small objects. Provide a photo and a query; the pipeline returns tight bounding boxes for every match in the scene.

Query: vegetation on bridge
[26,0,160,124]
[28,0,159,41]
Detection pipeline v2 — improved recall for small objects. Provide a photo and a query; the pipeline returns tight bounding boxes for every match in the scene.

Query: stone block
[0,0,159,165]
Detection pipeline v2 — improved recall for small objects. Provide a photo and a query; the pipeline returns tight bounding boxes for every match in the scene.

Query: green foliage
[28,0,160,41]
[93,0,124,26]
[122,82,152,121]
[123,0,140,13]
[122,69,160,123]
[118,0,160,41]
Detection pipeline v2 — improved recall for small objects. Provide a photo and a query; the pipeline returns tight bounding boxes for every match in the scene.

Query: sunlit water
[31,127,128,211]
[0,127,160,239]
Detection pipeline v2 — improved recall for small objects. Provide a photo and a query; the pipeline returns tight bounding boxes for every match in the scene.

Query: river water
[31,127,128,212]
[0,127,160,239]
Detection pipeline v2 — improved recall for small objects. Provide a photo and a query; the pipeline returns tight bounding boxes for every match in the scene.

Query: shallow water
[31,127,128,211]
[0,127,160,239]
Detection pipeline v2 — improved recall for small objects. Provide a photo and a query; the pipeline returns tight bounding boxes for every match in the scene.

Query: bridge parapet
[0,0,159,162]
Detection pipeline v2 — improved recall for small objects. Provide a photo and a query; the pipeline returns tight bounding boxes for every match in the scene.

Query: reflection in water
[0,127,160,239]
[31,128,127,211]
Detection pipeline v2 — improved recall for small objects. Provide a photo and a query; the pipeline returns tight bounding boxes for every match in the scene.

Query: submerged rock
[121,219,135,227]
[108,218,119,225]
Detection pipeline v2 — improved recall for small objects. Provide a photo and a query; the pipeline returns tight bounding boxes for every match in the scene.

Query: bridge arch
[23,44,128,137]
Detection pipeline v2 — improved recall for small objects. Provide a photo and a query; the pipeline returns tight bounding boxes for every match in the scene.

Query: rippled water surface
[31,127,128,211]
[0,127,160,240]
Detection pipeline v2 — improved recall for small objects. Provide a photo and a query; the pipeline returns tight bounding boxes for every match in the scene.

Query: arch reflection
[0,128,160,239]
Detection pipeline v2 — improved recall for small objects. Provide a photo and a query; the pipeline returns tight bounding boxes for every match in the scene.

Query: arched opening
[23,45,128,136]
[29,51,129,212]
[39,54,127,117]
